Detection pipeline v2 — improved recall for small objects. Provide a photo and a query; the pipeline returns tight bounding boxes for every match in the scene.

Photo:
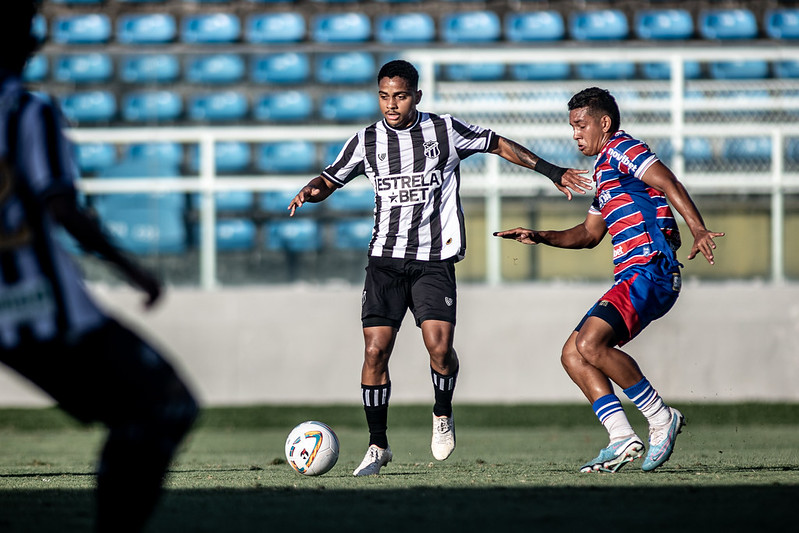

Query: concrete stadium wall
[1,282,797,407]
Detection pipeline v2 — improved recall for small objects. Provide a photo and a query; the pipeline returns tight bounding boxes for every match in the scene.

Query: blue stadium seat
[656,138,714,166]
[765,9,799,39]
[127,142,184,168]
[642,61,701,80]
[245,12,305,43]
[722,137,772,163]
[333,218,374,250]
[250,53,310,84]
[635,9,693,40]
[54,53,113,84]
[60,91,116,123]
[570,10,628,40]
[253,91,313,122]
[208,219,256,252]
[75,142,117,174]
[181,13,241,43]
[191,190,254,212]
[505,11,565,41]
[312,13,371,43]
[93,193,187,255]
[709,60,769,79]
[117,13,176,44]
[186,54,245,84]
[320,91,379,122]
[122,91,182,122]
[316,52,375,84]
[445,63,505,81]
[375,13,434,43]
[442,11,501,43]
[266,219,321,252]
[118,0,169,3]
[576,61,635,80]
[188,141,251,173]
[23,56,48,83]
[32,15,47,42]
[327,189,374,212]
[120,54,180,83]
[52,14,112,44]
[323,141,346,165]
[775,61,799,78]
[699,9,758,40]
[256,141,317,173]
[99,155,180,180]
[51,1,104,6]
[188,92,248,122]
[511,63,570,81]
[260,190,319,213]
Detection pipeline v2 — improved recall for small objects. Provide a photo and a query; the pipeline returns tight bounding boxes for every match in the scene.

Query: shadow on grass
[0,484,794,532]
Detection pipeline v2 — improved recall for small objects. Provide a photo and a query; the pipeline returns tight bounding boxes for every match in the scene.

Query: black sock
[431,367,458,417]
[362,382,390,449]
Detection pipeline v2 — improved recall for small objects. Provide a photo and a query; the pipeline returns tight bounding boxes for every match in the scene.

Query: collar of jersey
[381,111,422,132]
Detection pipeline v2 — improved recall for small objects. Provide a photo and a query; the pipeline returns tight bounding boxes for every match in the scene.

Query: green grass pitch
[0,404,797,532]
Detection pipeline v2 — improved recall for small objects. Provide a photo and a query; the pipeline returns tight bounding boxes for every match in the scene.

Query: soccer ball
[285,421,340,476]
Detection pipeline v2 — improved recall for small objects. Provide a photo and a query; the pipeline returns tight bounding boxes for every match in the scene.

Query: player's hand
[493,227,540,245]
[287,186,320,217]
[556,168,592,201]
[687,228,725,265]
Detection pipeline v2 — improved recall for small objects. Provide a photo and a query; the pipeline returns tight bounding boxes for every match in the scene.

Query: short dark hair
[377,60,419,91]
[0,0,40,74]
[568,87,621,133]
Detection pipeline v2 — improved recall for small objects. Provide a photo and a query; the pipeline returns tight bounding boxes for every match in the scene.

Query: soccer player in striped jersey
[0,3,197,530]
[288,60,592,476]
[495,87,724,473]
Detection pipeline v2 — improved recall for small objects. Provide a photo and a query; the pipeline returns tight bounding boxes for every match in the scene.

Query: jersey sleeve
[321,131,366,187]
[589,196,601,216]
[448,116,495,159]
[609,137,658,180]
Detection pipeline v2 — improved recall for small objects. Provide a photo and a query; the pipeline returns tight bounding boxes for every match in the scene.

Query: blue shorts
[576,256,681,346]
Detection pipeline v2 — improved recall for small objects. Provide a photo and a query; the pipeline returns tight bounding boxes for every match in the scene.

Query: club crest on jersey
[423,140,440,159]
[378,153,387,162]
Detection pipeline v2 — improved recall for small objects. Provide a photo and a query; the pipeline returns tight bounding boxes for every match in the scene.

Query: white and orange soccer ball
[285,421,340,476]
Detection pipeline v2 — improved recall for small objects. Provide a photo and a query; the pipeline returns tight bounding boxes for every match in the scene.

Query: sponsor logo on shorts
[444,297,453,307]
[672,273,682,293]
[362,290,367,306]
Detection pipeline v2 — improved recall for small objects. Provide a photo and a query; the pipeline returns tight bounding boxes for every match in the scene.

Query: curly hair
[377,60,419,91]
[568,87,621,133]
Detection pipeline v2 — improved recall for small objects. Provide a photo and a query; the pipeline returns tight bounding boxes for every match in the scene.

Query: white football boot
[352,444,393,476]
[431,414,456,461]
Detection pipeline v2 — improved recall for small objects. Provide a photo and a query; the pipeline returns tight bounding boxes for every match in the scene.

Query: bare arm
[287,175,337,216]
[641,161,724,264]
[490,136,592,200]
[493,212,607,249]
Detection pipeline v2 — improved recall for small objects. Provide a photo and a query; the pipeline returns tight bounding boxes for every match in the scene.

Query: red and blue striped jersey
[588,131,681,278]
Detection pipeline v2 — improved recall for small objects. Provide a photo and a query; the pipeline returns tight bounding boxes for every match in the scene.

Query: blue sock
[592,394,635,442]
[623,377,670,426]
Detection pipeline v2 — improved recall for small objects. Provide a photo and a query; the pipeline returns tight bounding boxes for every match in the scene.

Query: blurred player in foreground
[496,87,723,473]
[289,60,592,476]
[0,2,198,530]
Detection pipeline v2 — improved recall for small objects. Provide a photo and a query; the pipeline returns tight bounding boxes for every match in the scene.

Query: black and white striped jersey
[0,73,105,349]
[322,112,495,262]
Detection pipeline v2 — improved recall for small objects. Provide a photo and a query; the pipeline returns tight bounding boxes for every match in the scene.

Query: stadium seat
[23,56,48,83]
[699,9,758,40]
[266,219,322,252]
[333,218,374,250]
[99,155,180,180]
[312,13,371,43]
[120,54,180,83]
[32,15,47,42]
[53,53,113,84]
[445,63,505,81]
[127,142,184,168]
[253,91,313,122]
[642,61,701,80]
[118,0,169,3]
[327,189,375,212]
[60,91,116,123]
[188,141,251,173]
[186,54,245,84]
[775,60,799,78]
[191,190,254,213]
[634,9,693,40]
[245,13,305,43]
[709,60,769,79]
[250,53,310,84]
[570,10,629,40]
[316,52,375,84]
[75,142,117,174]
[320,91,379,122]
[442,11,501,43]
[122,91,182,122]
[765,9,799,39]
[260,190,319,213]
[181,13,241,43]
[52,14,112,44]
[117,13,176,44]
[511,63,570,81]
[505,11,565,41]
[375,13,435,43]
[722,137,772,163]
[656,138,714,166]
[256,141,317,173]
[323,141,346,165]
[208,219,256,252]
[187,92,248,122]
[50,1,104,6]
[576,61,635,80]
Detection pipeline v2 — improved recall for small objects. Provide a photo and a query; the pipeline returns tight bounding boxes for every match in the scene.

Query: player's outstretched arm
[490,136,592,200]
[494,213,607,249]
[641,162,725,265]
[288,175,337,216]
[47,192,162,308]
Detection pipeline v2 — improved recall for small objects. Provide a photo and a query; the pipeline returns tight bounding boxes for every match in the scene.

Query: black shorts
[361,256,457,329]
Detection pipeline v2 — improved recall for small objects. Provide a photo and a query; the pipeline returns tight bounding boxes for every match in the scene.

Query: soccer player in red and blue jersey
[495,87,724,473]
